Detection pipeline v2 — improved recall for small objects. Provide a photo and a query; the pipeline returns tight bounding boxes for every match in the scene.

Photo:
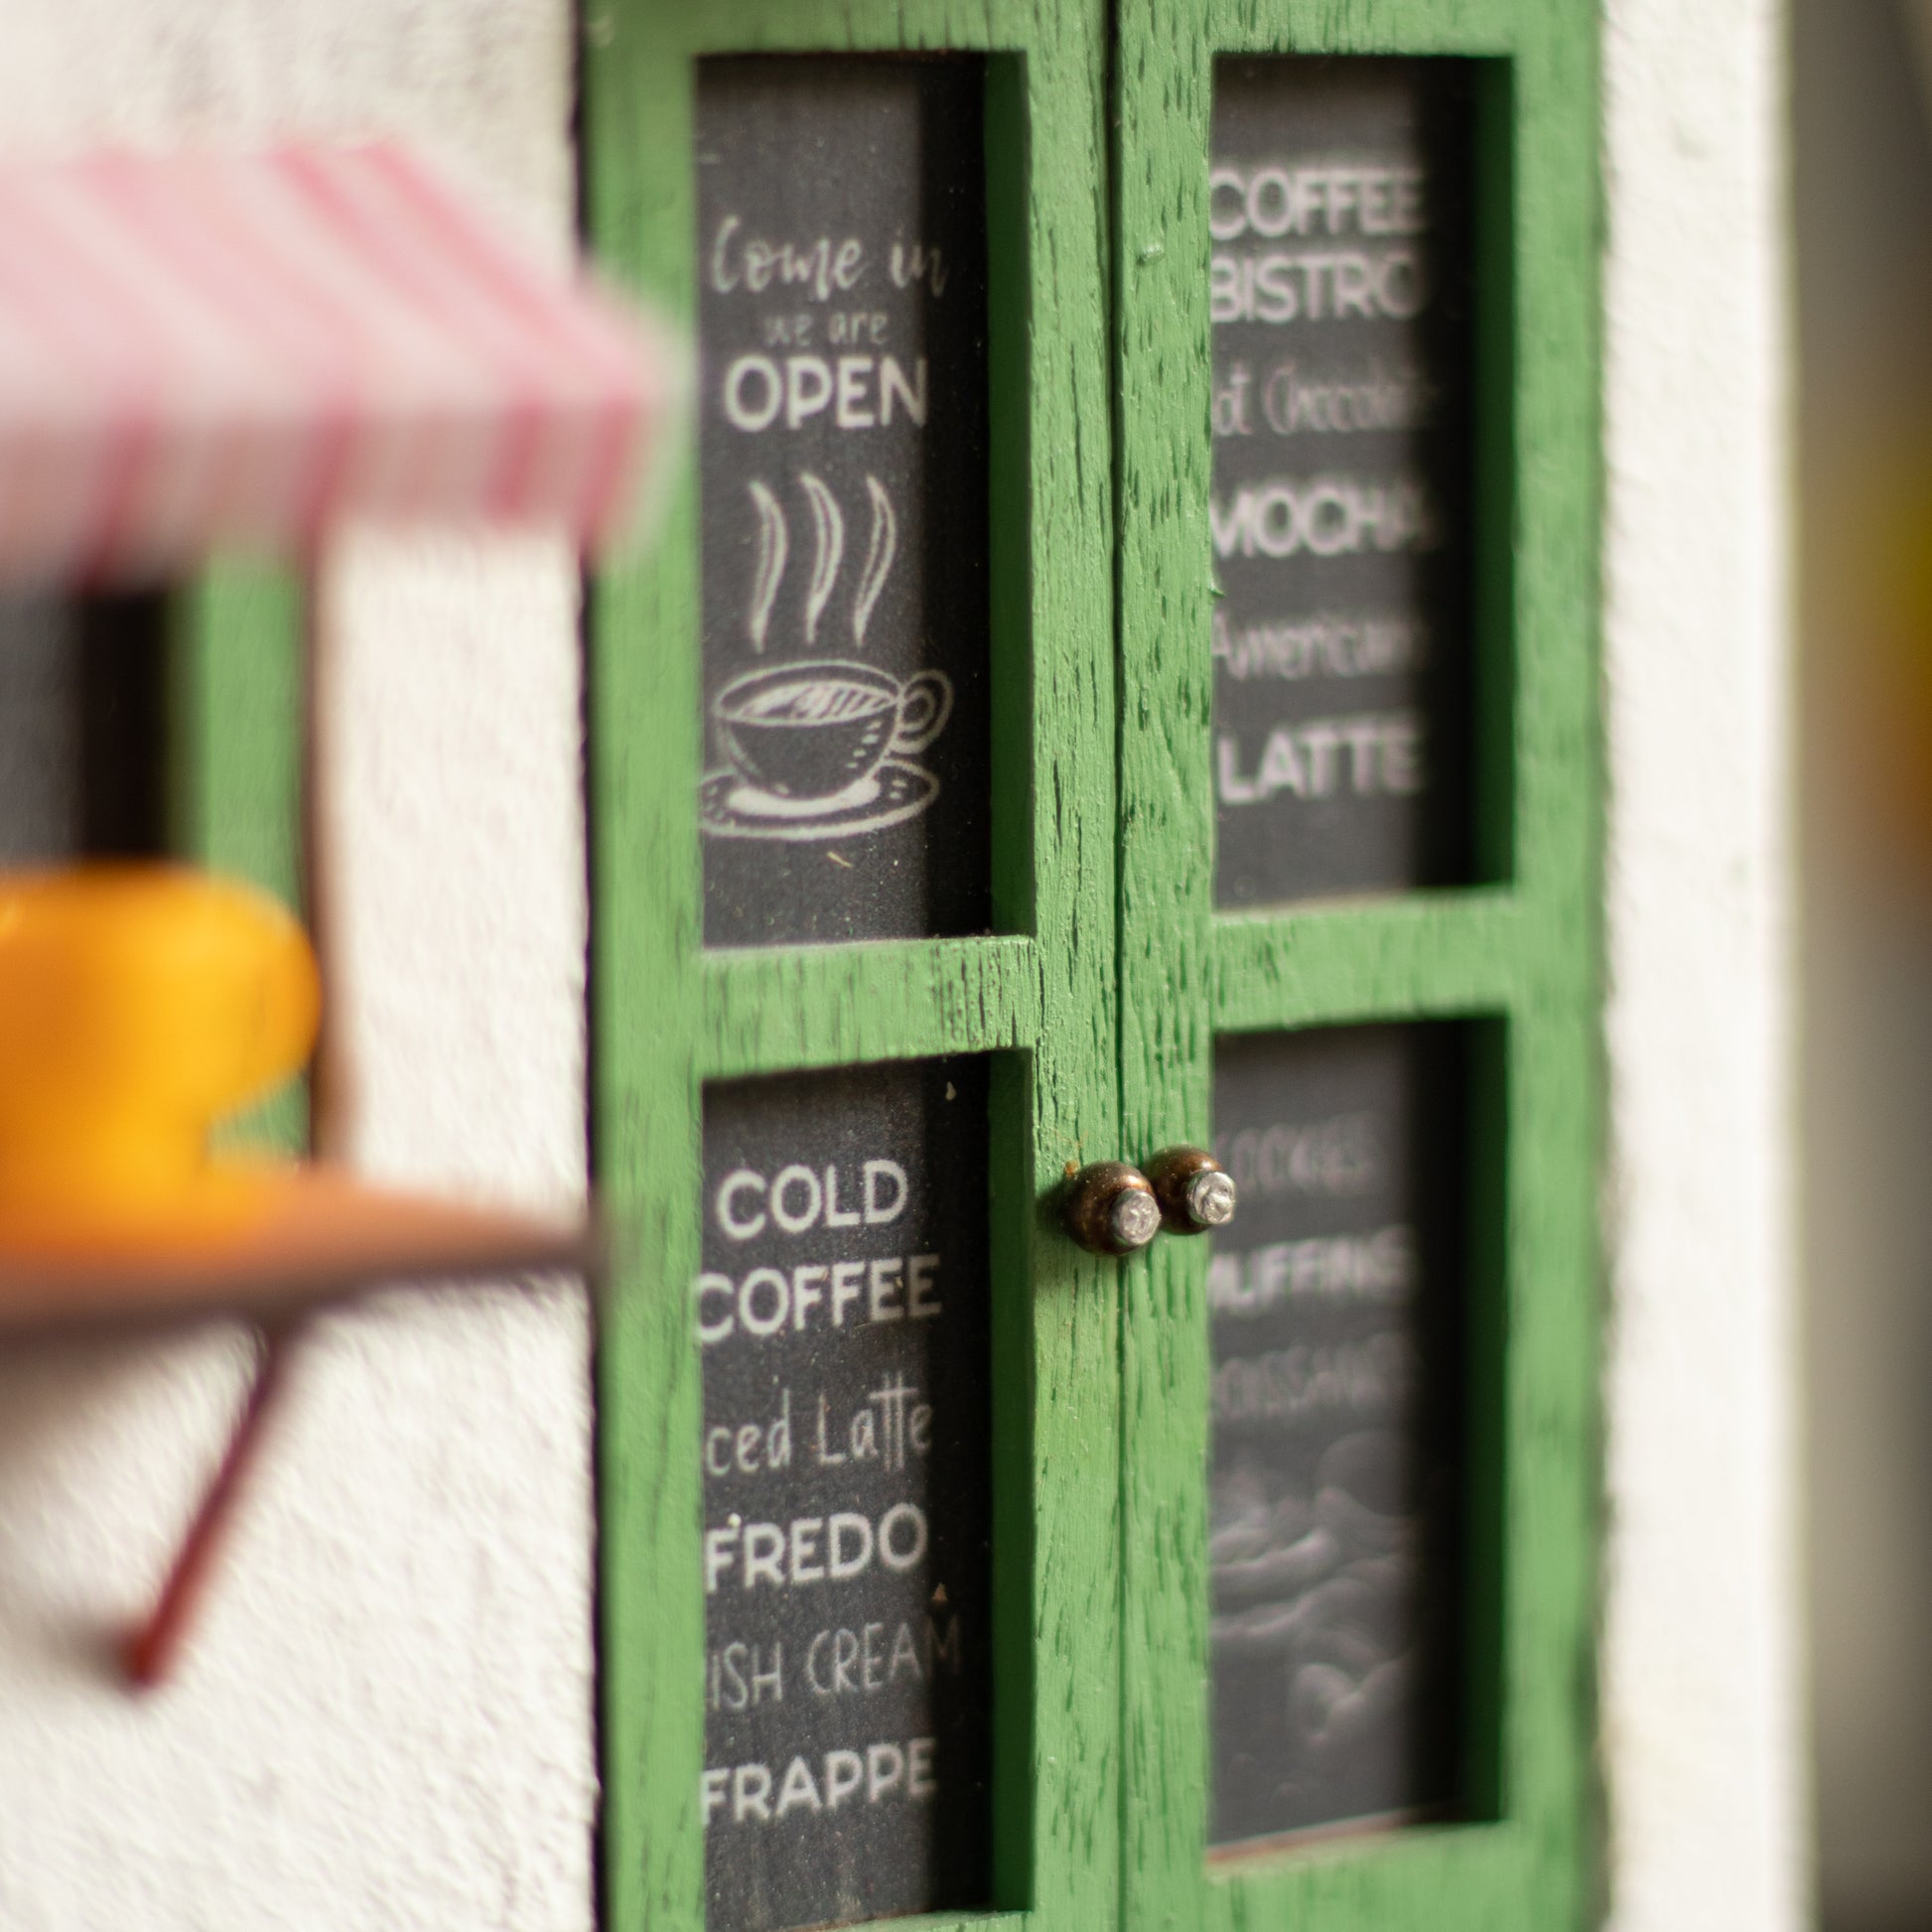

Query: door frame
[1112,3,1600,1929]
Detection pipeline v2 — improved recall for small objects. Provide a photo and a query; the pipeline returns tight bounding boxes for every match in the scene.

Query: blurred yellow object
[0,866,320,1248]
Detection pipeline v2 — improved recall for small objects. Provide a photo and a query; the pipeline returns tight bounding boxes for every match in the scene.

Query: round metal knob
[1145,1146,1237,1234]
[1061,1161,1162,1256]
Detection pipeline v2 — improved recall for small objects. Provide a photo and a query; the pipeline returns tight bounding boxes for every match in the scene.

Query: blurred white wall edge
[0,5,597,1930]
[1602,0,1808,1928]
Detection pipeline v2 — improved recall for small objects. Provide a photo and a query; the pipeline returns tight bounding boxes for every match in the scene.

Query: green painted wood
[583,7,1122,1930]
[701,938,1046,1080]
[590,4,1599,1928]
[1113,7,1599,1932]
[168,563,310,1156]
[1213,893,1527,1034]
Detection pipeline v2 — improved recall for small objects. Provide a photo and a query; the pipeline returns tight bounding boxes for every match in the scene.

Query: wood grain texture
[702,939,1046,1080]
[1214,893,1527,1033]
[169,563,309,1156]
[1113,4,1599,1932]
[583,7,1121,1929]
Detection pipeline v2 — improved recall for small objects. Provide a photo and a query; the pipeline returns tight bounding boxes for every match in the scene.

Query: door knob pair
[1061,1147,1236,1256]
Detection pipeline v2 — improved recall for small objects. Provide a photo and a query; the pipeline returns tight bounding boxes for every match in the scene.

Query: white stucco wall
[1601,1,1807,1928]
[0,1,1808,1927]
[0,6,597,1929]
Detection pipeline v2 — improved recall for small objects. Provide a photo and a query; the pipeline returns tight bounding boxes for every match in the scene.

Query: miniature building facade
[0,4,1802,1932]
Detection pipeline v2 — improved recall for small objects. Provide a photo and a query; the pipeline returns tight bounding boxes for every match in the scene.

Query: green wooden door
[587,1,1597,1928]
[585,7,1124,1932]
[1114,3,1597,1929]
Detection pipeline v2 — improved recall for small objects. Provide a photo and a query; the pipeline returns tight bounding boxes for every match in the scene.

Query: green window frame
[586,3,1599,1930]
[169,563,310,1157]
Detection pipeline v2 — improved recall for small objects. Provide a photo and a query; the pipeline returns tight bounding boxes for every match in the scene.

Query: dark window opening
[0,590,170,863]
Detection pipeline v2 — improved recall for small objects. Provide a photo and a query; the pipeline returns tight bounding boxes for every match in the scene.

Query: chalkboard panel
[696,59,992,949]
[1207,1025,1467,1848]
[700,1058,992,1931]
[1210,60,1478,906]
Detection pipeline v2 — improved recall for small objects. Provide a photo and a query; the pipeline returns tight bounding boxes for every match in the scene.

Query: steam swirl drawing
[704,472,951,842]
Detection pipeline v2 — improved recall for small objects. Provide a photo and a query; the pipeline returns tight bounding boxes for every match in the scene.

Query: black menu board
[1208,1026,1466,1847]
[1210,60,1477,906]
[696,59,992,948]
[699,1058,993,1931]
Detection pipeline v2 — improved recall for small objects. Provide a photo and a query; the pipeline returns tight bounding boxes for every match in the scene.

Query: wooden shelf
[0,1165,606,1684]
[0,1166,602,1339]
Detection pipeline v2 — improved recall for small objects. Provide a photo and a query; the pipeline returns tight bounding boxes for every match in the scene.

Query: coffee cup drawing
[702,658,953,840]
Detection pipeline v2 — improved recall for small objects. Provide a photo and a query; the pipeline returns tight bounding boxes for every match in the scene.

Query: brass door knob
[1145,1146,1237,1234]
[1061,1161,1162,1256]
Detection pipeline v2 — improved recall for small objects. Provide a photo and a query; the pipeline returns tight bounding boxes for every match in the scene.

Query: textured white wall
[1601,2,1807,1928]
[0,6,597,1929]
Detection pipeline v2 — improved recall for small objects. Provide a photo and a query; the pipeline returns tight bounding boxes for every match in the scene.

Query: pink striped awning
[0,144,678,587]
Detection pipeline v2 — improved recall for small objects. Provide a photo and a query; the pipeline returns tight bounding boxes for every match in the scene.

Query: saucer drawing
[700,759,940,841]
